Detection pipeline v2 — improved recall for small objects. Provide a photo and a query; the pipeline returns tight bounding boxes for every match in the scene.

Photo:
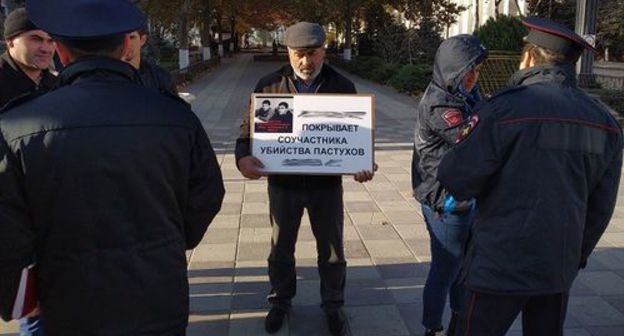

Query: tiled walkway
[2,54,623,335]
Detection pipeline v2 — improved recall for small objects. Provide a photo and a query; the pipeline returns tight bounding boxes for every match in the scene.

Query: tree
[474,15,528,51]
[176,0,193,68]
[433,0,467,38]
[398,0,447,63]
[527,0,576,28]
[597,0,624,61]
[474,0,480,31]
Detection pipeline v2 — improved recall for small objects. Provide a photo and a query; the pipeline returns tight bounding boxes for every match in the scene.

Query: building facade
[447,0,528,36]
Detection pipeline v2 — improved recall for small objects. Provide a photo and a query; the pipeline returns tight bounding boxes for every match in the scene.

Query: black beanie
[3,8,38,39]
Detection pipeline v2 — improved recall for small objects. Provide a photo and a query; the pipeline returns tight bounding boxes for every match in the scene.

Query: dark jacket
[0,52,59,109]
[138,59,178,96]
[0,57,224,334]
[235,64,357,188]
[438,64,623,295]
[411,34,487,212]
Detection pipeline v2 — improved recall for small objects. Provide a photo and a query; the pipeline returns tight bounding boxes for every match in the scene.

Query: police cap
[522,17,596,61]
[25,0,146,39]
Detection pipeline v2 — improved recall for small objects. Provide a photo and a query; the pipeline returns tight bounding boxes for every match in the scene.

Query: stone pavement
[2,54,624,335]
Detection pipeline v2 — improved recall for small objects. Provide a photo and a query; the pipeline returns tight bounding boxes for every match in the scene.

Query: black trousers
[266,183,346,312]
[455,290,569,336]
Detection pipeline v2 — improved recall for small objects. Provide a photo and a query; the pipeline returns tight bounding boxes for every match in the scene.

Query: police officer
[0,1,224,335]
[411,34,487,336]
[437,17,622,335]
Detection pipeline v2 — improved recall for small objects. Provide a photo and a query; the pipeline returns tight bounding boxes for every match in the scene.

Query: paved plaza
[2,54,624,335]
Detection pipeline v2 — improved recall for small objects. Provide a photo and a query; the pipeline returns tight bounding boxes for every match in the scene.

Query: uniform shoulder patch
[456,115,480,143]
[442,108,463,127]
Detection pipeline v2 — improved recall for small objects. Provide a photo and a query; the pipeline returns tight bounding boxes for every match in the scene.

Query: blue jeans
[20,316,42,336]
[421,204,474,330]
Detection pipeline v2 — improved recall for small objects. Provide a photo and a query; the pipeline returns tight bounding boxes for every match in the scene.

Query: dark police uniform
[411,34,487,335]
[438,18,623,336]
[0,1,224,335]
[412,34,487,212]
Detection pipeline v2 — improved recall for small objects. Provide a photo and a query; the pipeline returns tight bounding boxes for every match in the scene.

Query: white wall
[448,0,528,36]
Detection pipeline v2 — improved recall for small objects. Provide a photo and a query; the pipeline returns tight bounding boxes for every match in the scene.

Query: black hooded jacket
[438,64,622,294]
[411,34,487,212]
[0,57,224,334]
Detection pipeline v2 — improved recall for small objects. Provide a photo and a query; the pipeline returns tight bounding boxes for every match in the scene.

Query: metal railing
[479,51,522,96]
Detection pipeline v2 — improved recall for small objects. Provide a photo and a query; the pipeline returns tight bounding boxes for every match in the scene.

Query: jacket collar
[59,56,139,85]
[1,51,55,86]
[277,62,336,82]
[509,64,577,88]
[1,52,21,73]
[425,81,478,110]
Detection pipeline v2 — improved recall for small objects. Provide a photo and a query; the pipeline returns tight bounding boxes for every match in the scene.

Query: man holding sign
[235,22,374,336]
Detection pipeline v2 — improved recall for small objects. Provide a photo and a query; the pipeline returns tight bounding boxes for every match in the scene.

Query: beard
[24,54,52,71]
[293,63,323,82]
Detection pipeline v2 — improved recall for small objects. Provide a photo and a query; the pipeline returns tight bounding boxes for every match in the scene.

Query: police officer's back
[438,18,622,335]
[0,1,224,334]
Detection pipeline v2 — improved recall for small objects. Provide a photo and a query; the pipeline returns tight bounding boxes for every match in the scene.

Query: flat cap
[25,0,146,39]
[284,22,326,49]
[522,17,596,61]
[3,8,38,39]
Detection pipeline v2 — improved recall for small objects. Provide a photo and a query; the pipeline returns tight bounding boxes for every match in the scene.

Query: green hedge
[370,63,403,83]
[348,56,385,78]
[475,15,528,52]
[388,64,433,95]
[591,89,624,115]
[336,56,432,95]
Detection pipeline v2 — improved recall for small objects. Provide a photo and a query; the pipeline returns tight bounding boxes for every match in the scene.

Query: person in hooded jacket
[411,34,487,336]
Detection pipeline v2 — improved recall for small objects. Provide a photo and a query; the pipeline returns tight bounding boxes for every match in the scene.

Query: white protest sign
[251,93,374,175]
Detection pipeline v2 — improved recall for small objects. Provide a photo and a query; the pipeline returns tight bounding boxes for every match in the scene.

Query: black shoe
[326,309,348,336]
[265,306,288,334]
[424,327,444,336]
[447,311,460,336]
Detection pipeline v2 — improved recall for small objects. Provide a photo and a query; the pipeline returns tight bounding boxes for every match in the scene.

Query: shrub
[597,89,624,115]
[369,63,402,83]
[389,64,433,95]
[475,15,528,52]
[349,56,385,79]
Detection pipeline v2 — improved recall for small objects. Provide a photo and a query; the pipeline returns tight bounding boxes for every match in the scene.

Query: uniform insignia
[442,109,463,127]
[456,115,480,143]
